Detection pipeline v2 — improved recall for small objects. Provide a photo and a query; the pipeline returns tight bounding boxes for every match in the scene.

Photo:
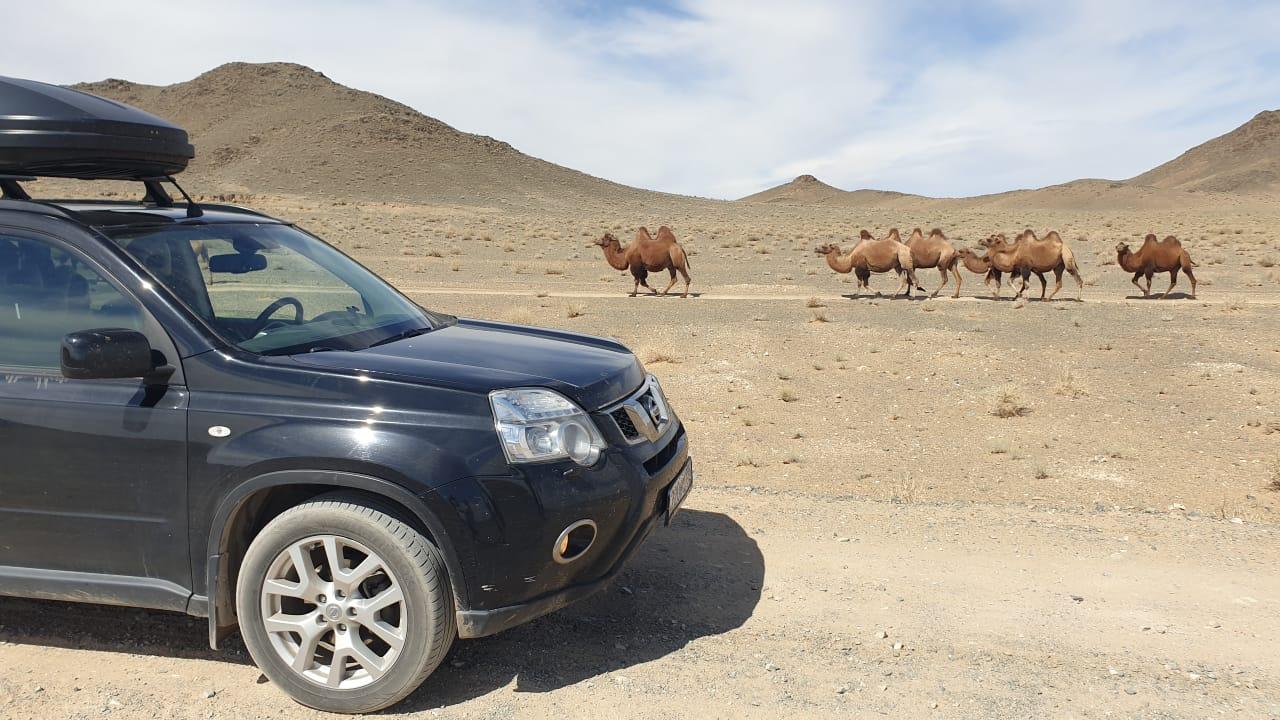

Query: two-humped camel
[957,233,1050,298]
[903,227,961,298]
[980,230,1082,300]
[594,226,692,298]
[814,229,923,298]
[1116,234,1197,299]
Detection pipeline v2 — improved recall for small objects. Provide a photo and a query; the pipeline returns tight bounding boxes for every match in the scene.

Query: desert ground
[1,191,1278,719]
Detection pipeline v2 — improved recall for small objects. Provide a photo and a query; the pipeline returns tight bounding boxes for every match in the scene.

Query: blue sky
[5,0,1279,199]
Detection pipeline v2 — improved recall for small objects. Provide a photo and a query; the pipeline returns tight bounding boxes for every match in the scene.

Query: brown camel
[982,230,1082,300]
[1116,234,1197,299]
[814,229,922,298]
[968,234,1049,298]
[594,226,692,298]
[904,227,962,298]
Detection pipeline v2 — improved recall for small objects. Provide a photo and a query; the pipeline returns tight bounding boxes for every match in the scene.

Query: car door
[0,228,191,609]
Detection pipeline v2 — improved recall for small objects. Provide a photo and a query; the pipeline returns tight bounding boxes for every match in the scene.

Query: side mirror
[209,253,267,274]
[61,329,156,380]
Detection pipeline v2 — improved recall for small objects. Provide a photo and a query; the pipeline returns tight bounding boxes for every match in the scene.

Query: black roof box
[0,76,194,180]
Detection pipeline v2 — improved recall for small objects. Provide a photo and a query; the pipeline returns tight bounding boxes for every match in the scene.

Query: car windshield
[102,222,442,355]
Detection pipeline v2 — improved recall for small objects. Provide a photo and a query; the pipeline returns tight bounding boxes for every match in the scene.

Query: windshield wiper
[367,326,433,349]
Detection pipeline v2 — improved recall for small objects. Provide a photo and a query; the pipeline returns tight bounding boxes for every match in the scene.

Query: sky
[5,0,1279,199]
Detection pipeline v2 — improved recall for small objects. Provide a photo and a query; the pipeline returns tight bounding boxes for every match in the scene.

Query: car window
[0,234,144,370]
[195,236,363,322]
[103,223,436,355]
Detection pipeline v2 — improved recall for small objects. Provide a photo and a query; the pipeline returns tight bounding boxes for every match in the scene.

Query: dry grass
[992,387,1031,418]
[641,349,679,365]
[806,296,826,308]
[1269,459,1280,493]
[779,388,799,403]
[565,303,586,318]
[1054,369,1088,398]
[809,310,830,323]
[507,308,534,325]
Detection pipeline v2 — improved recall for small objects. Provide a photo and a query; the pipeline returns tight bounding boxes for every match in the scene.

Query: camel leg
[1047,269,1062,300]
[1184,266,1196,299]
[660,267,678,296]
[932,267,946,298]
[1131,272,1146,296]
[990,270,1002,299]
[1013,270,1029,299]
[679,266,691,298]
[1160,268,1179,299]
[951,265,962,299]
[1143,271,1154,296]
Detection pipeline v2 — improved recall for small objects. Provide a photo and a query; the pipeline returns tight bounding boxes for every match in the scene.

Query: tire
[235,492,455,713]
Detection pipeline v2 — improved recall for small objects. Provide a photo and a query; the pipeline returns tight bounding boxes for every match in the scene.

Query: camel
[970,234,1049,299]
[593,226,692,298]
[1116,234,1197,299]
[982,230,1082,300]
[904,228,962,298]
[813,229,923,298]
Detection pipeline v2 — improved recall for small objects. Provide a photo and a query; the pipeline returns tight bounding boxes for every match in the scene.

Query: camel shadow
[840,293,926,301]
[630,291,703,299]
[397,508,762,711]
[1124,293,1195,301]
[0,509,763,712]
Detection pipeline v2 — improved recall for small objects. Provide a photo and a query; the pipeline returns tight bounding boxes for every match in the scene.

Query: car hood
[289,318,645,411]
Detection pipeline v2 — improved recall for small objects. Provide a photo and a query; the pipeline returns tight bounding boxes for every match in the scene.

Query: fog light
[551,520,597,564]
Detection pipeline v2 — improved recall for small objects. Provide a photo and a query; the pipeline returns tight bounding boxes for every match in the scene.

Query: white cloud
[3,0,1278,198]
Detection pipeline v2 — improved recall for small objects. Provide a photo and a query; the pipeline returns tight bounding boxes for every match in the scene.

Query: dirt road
[1,487,1276,719]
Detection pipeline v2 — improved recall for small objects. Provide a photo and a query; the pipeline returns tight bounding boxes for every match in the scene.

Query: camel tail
[678,244,691,270]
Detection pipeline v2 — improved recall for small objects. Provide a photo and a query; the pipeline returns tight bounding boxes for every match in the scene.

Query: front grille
[644,424,685,475]
[611,407,640,440]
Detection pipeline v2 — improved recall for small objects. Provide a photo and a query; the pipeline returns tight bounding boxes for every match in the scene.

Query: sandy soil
[2,196,1278,719]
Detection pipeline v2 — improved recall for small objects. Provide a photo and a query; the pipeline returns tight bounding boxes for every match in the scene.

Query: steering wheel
[249,297,305,336]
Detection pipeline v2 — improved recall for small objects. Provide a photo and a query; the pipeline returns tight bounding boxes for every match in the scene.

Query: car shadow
[396,508,762,711]
[0,508,763,710]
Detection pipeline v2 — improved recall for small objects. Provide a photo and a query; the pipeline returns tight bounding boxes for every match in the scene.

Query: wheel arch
[203,469,467,649]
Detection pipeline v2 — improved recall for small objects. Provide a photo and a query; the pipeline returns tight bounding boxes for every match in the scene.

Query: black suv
[0,77,692,713]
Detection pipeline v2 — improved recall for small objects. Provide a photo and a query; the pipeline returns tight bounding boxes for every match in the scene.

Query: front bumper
[451,419,690,639]
[455,459,686,637]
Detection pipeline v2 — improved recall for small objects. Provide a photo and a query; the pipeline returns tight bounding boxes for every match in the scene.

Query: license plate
[666,460,693,525]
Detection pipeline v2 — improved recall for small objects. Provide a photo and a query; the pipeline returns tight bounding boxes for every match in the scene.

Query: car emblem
[622,390,668,443]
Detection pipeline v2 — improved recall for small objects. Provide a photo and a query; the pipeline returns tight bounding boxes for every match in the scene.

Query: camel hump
[1145,233,1158,242]
[929,228,944,237]
[1161,235,1181,246]
[1043,230,1062,242]
[859,229,873,240]
[656,226,678,243]
[887,228,901,241]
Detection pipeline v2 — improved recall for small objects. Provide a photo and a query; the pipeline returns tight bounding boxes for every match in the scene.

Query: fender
[201,469,468,649]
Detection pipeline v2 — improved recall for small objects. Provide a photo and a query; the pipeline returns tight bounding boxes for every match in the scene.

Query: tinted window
[0,235,143,370]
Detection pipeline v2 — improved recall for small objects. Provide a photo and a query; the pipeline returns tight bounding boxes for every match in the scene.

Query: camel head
[814,243,841,256]
[594,232,621,249]
[981,235,1001,249]
[956,247,979,259]
[1115,241,1130,255]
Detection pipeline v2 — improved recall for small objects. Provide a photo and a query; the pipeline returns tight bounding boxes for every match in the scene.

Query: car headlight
[489,388,605,466]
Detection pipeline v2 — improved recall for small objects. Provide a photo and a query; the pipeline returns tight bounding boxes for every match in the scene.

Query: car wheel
[235,492,455,713]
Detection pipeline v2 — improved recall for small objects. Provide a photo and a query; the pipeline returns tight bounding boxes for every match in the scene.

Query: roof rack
[1,175,205,218]
[0,174,34,200]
